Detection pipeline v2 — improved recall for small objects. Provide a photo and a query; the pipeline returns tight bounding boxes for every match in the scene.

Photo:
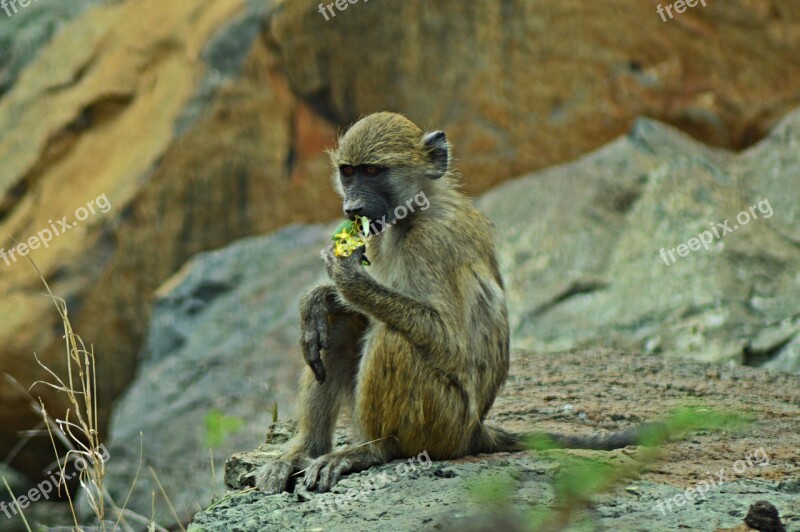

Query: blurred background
[0,0,799,528]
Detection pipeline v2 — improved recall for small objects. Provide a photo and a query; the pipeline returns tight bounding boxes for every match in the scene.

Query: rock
[97,225,332,526]
[189,349,800,531]
[103,114,800,528]
[743,500,787,532]
[0,0,339,477]
[715,500,788,532]
[267,0,800,189]
[0,0,101,96]
[480,110,800,366]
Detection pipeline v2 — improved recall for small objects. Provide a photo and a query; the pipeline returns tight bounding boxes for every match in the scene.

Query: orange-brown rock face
[267,0,800,191]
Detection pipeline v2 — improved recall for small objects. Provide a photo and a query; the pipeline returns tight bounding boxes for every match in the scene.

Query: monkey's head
[329,112,451,224]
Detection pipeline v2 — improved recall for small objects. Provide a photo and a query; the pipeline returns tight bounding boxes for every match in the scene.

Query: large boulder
[481,111,800,367]
[97,225,330,526]
[101,115,800,527]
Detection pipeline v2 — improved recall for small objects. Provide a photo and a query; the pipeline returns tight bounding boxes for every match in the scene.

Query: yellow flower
[332,216,369,260]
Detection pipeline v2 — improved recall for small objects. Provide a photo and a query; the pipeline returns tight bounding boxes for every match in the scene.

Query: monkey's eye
[364,166,381,176]
[340,166,355,177]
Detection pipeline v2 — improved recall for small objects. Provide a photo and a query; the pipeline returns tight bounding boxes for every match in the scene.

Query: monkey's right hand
[253,451,310,494]
[299,285,334,383]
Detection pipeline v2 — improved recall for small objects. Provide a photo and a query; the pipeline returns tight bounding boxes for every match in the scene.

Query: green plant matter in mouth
[332,216,371,265]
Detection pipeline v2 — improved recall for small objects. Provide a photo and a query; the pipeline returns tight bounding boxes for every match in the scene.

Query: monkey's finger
[317,460,346,493]
[300,331,326,383]
[324,247,337,265]
[254,461,293,494]
[308,358,326,384]
[303,460,323,490]
[355,248,370,267]
[316,317,330,351]
[301,325,321,355]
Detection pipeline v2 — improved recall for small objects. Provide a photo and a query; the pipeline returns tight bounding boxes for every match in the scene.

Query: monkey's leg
[303,443,386,493]
[255,286,367,494]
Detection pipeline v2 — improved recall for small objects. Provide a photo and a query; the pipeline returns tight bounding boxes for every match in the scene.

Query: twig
[2,476,32,532]
[148,467,186,532]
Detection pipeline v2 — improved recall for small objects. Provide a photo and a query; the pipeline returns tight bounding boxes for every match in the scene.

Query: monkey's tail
[474,422,669,454]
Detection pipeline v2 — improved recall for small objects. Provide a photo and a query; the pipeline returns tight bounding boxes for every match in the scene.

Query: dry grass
[2,257,176,531]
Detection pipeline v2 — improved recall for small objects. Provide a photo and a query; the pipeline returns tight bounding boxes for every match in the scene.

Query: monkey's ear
[422,131,449,180]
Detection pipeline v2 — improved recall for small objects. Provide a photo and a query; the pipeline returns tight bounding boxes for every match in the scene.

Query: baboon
[256,112,657,494]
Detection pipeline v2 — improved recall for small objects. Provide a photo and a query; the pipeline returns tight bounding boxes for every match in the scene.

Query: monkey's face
[331,112,450,226]
[337,164,396,222]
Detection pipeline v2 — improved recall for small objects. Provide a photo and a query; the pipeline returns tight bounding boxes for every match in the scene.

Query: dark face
[334,127,450,227]
[338,164,397,223]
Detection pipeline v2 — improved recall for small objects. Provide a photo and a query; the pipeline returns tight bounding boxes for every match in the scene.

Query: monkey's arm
[325,249,451,354]
[299,283,366,383]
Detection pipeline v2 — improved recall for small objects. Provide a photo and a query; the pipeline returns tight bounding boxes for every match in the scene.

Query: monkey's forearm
[301,283,363,318]
[336,274,450,353]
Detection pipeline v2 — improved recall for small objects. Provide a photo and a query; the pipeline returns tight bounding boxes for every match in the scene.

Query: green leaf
[205,409,245,449]
[332,220,355,241]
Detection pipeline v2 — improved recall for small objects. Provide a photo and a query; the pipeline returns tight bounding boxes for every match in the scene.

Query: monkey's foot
[303,447,382,493]
[253,455,308,494]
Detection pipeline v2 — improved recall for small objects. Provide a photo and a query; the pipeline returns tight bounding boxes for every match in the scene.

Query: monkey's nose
[344,199,365,218]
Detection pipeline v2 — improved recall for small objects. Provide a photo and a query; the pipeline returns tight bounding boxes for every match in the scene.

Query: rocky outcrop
[100,115,800,528]
[267,0,800,189]
[189,349,800,531]
[95,225,330,526]
[4,0,800,484]
[0,0,338,477]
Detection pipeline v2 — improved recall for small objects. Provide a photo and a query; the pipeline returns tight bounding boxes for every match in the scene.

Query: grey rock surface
[98,224,332,526]
[191,349,800,531]
[480,111,800,366]
[190,465,798,532]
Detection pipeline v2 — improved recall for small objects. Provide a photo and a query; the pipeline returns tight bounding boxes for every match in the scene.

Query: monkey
[255,112,664,494]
